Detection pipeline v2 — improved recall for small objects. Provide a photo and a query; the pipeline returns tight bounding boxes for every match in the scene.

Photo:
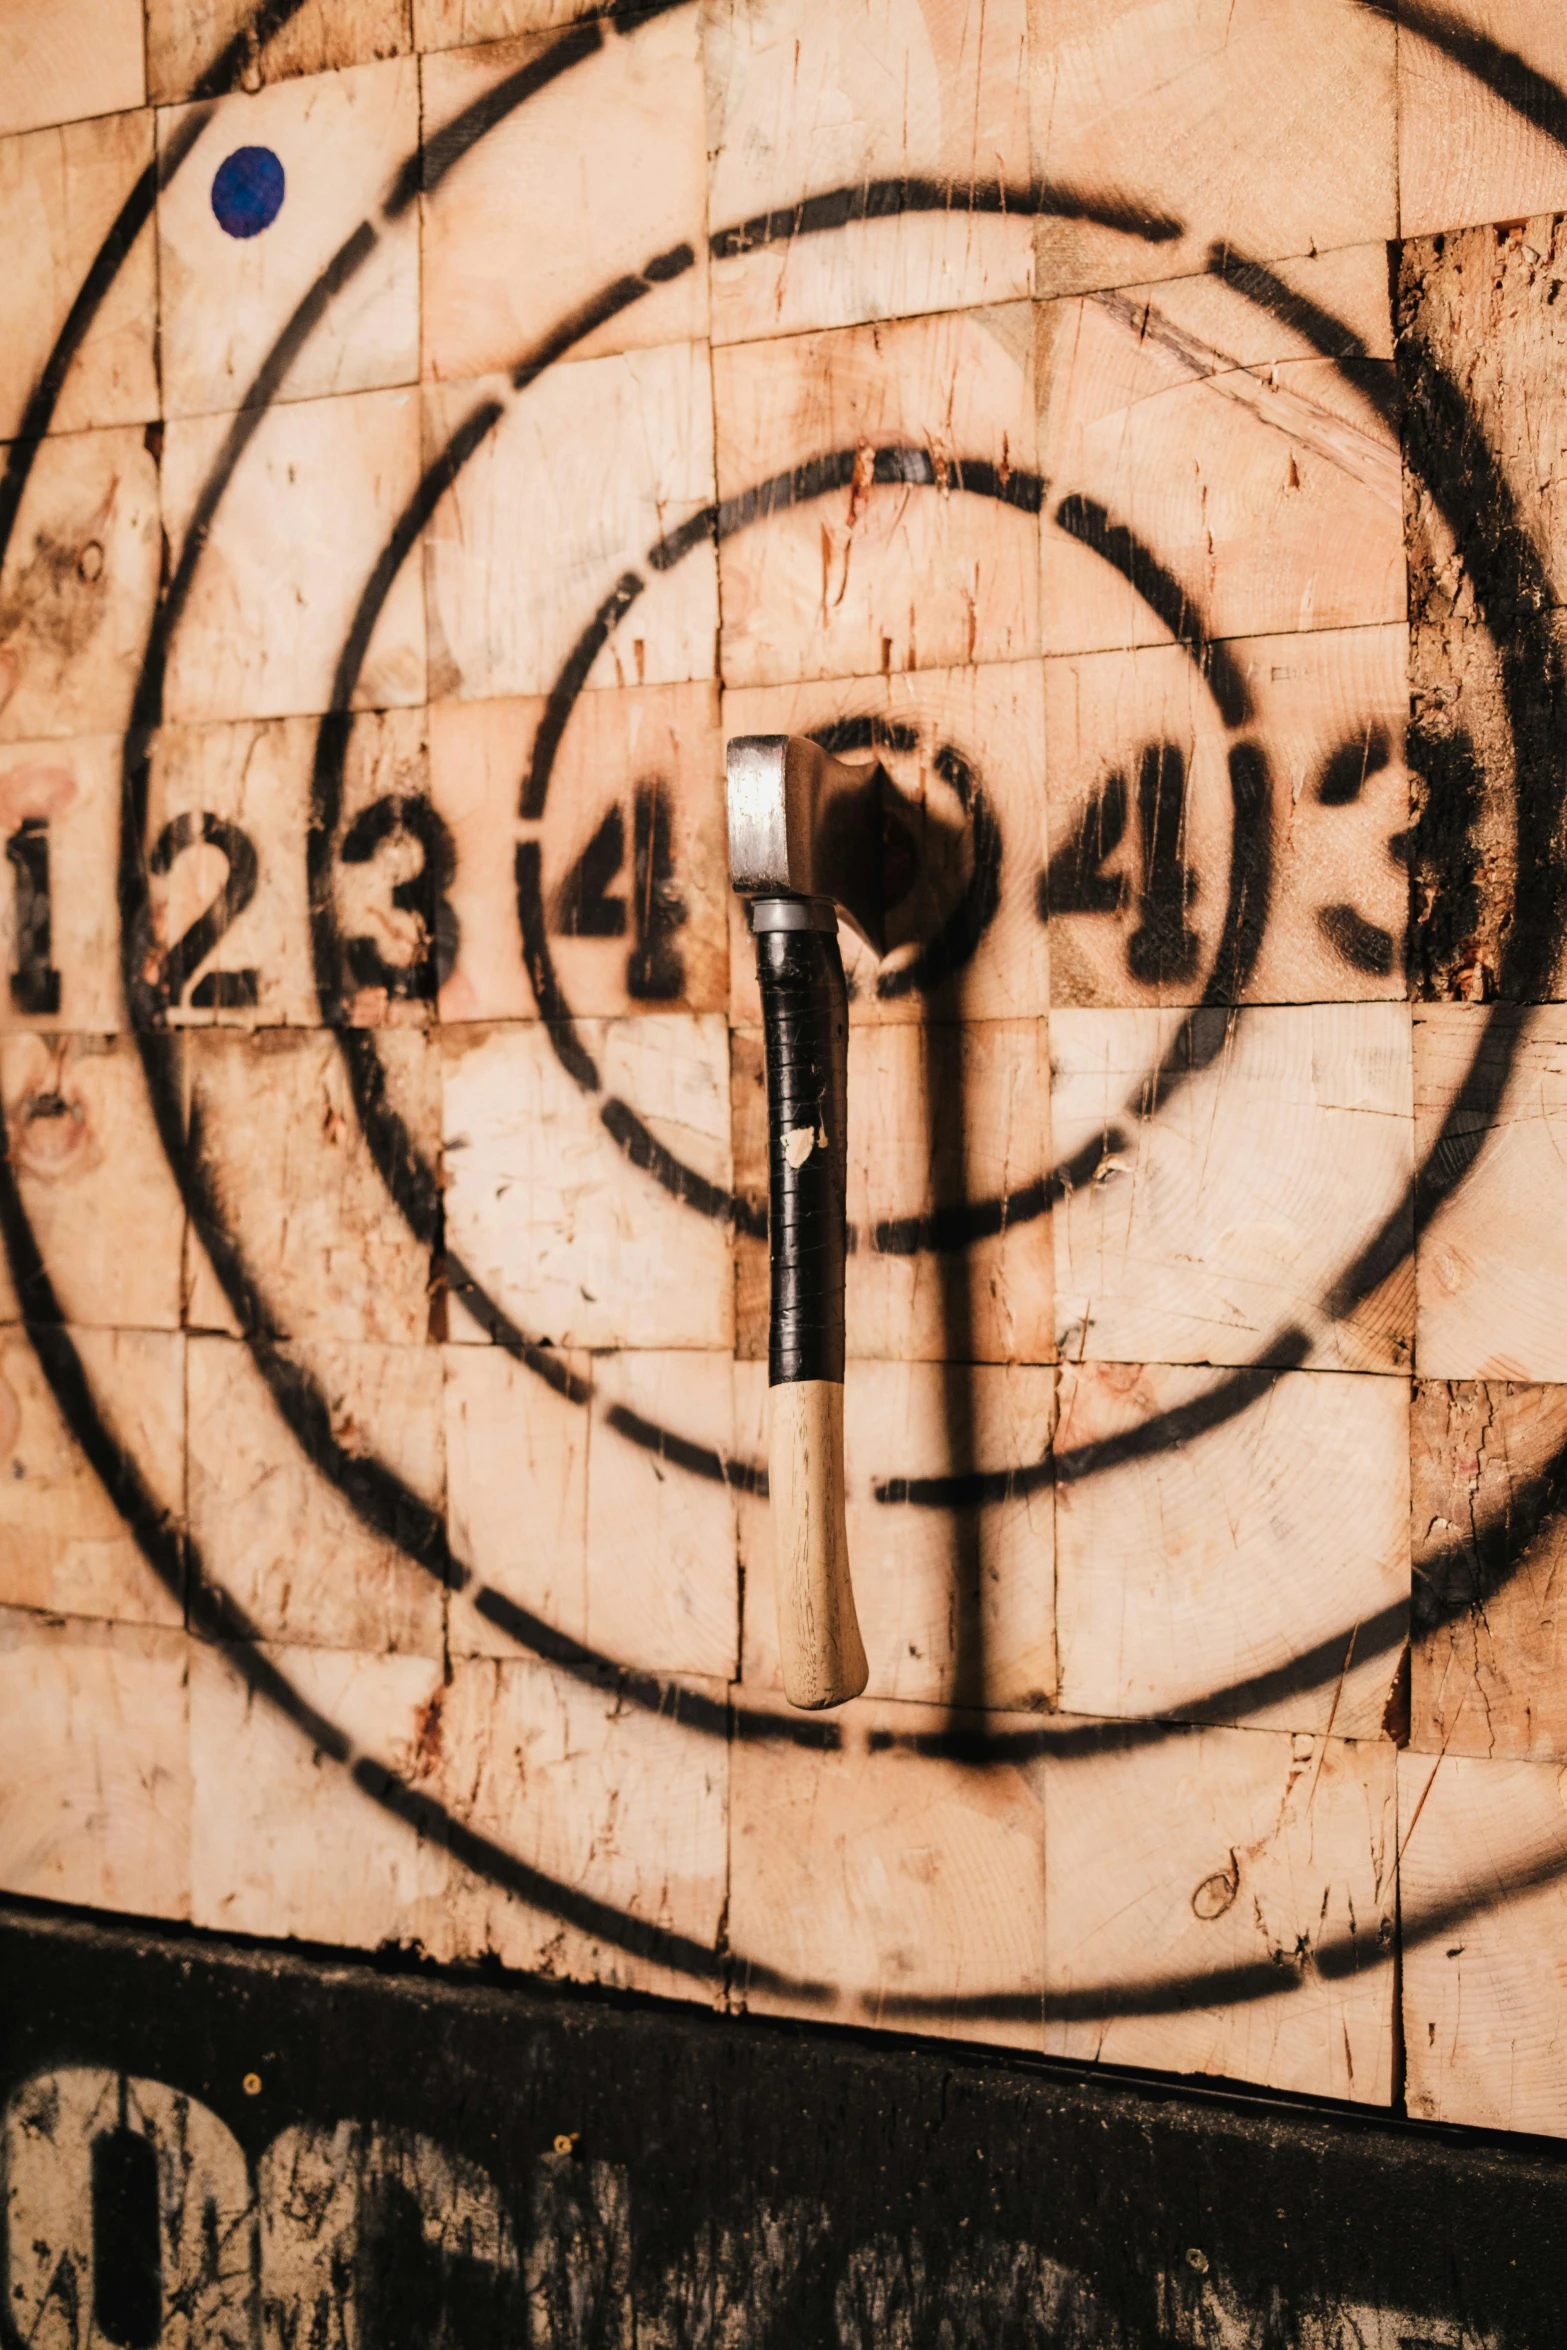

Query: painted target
[3,0,1567,2124]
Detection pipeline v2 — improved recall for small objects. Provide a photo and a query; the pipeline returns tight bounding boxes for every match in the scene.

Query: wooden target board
[7,0,1567,2144]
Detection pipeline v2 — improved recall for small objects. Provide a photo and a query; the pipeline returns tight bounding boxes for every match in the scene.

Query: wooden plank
[1038,282,1401,660]
[732,1017,1054,1364]
[446,1338,590,1657]
[0,1032,186,1332]
[330,705,446,1028]
[442,1652,729,2004]
[144,716,318,1031]
[1403,217,1567,1004]
[712,306,1039,691]
[729,1692,1046,2046]
[0,0,144,140]
[0,107,156,441]
[1109,243,1396,370]
[0,733,127,1035]
[162,388,426,727]
[1043,623,1411,1008]
[189,1635,452,1956]
[181,1027,438,1345]
[432,681,728,1027]
[1050,1003,1414,1372]
[1414,1008,1567,1382]
[424,340,717,705]
[187,1332,445,1657]
[848,1019,1052,1364]
[155,62,420,421]
[0,425,160,743]
[1401,1749,1567,2135]
[722,660,1050,1028]
[1411,1378,1567,1762]
[0,1326,184,1627]
[1055,1361,1409,1736]
[442,1014,733,1352]
[414,0,594,49]
[1030,0,1397,299]
[736,1355,1055,1713]
[1045,1721,1397,2103]
[0,1608,190,1919]
[1399,2,1567,240]
[146,0,412,106]
[585,1353,739,1681]
[706,0,1031,345]
[422,15,708,384]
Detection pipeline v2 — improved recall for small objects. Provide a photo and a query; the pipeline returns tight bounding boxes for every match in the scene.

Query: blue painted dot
[211,146,286,239]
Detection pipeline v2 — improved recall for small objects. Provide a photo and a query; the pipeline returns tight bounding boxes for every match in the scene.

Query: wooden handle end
[768,1379,867,1710]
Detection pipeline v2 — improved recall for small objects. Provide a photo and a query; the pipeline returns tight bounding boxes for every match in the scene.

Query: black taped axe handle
[753,899,868,1710]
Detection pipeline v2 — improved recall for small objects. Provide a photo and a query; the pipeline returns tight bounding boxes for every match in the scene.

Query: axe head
[726,734,889,955]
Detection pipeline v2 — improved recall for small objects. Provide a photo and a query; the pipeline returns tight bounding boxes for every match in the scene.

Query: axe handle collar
[749,895,838,935]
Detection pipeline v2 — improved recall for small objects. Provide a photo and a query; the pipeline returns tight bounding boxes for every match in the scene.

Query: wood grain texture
[0,733,128,1034]
[707,0,1031,344]
[0,1608,190,1920]
[1411,1378,1567,1762]
[768,1378,867,1710]
[433,681,728,1027]
[738,1357,1055,1713]
[422,17,708,381]
[186,1332,446,1656]
[1051,1003,1414,1373]
[424,341,717,706]
[1399,1,1567,240]
[1401,1748,1567,2136]
[1043,624,1410,1008]
[412,0,593,50]
[1404,216,1567,1004]
[0,0,144,139]
[145,0,411,104]
[713,307,1038,689]
[445,1340,589,1659]
[1055,1361,1409,1736]
[162,390,426,726]
[1045,1721,1397,2103]
[156,63,420,419]
[440,1649,731,2003]
[0,108,157,440]
[729,1689,1045,2042]
[0,1327,184,1627]
[1038,281,1401,661]
[0,426,160,743]
[442,1014,734,1352]
[587,1351,740,1681]
[1030,0,1397,298]
[1,1032,185,1331]
[188,1635,452,1956]
[1415,1008,1567,1381]
[182,1026,438,1345]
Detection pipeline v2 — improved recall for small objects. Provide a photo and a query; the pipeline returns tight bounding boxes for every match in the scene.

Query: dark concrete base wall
[2,1898,1564,2348]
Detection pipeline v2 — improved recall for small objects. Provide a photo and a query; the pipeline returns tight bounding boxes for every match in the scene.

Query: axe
[727,734,888,1710]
